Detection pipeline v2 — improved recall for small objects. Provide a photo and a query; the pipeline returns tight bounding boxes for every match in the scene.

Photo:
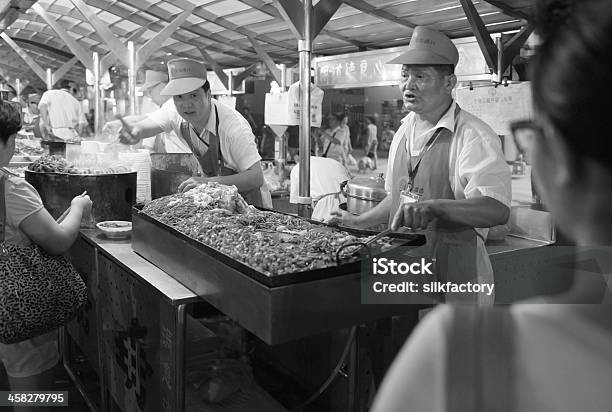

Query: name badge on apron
[400,189,421,205]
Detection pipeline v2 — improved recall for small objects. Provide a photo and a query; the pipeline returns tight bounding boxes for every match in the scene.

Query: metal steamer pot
[341,173,388,215]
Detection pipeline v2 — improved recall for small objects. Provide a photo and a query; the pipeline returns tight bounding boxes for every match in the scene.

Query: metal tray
[132,205,424,287]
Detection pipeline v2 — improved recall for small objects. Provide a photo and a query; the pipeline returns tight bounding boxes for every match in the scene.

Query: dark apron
[389,105,482,303]
[179,104,265,207]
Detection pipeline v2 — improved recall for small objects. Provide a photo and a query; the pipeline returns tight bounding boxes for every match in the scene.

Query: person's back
[372,305,612,412]
[290,156,351,222]
[38,87,85,140]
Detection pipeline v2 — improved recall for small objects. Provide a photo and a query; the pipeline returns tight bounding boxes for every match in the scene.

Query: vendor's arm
[118,116,164,144]
[178,161,264,193]
[328,194,392,229]
[391,196,509,231]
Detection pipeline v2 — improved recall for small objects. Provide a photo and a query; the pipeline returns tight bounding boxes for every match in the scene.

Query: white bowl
[96,220,132,239]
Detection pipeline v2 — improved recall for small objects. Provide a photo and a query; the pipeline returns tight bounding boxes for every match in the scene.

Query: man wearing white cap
[138,70,190,153]
[118,58,271,208]
[329,26,511,304]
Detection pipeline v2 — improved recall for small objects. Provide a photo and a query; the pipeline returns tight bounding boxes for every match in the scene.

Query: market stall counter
[64,230,287,412]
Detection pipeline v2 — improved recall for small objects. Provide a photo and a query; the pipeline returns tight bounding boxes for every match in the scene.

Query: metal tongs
[335,228,394,266]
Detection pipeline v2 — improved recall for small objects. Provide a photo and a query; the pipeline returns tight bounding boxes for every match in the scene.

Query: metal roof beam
[101,25,149,73]
[248,37,281,84]
[70,0,130,66]
[271,0,304,39]
[239,0,365,49]
[14,37,75,59]
[31,3,94,70]
[112,0,264,60]
[198,47,229,88]
[171,0,296,52]
[52,56,78,85]
[312,0,343,38]
[480,0,531,22]
[232,62,258,85]
[136,6,194,68]
[500,23,533,74]
[459,0,498,73]
[343,0,417,29]
[0,32,47,81]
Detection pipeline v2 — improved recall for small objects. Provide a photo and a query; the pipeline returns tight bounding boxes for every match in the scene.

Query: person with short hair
[118,58,271,208]
[320,112,349,166]
[364,116,378,169]
[371,2,612,410]
[329,26,511,304]
[38,80,87,141]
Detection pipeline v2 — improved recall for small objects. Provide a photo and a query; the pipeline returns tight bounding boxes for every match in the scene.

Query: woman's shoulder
[4,174,42,205]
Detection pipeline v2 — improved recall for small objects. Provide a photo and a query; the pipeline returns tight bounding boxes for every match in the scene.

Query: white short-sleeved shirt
[371,304,612,412]
[3,174,44,246]
[385,101,511,238]
[148,99,261,172]
[0,173,58,377]
[38,89,86,130]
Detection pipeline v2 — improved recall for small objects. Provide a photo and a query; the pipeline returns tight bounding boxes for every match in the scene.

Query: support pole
[496,37,503,84]
[93,52,101,135]
[298,0,312,218]
[46,68,53,90]
[228,71,233,96]
[280,63,286,90]
[128,41,136,116]
[15,79,21,101]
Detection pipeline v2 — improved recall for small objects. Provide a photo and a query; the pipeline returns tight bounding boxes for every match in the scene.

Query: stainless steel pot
[341,173,388,215]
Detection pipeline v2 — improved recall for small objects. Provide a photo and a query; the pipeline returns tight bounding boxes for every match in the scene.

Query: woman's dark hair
[532,0,612,165]
[0,100,21,144]
[366,116,376,124]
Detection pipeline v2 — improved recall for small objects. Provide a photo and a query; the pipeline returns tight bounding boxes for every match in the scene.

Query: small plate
[96,220,132,240]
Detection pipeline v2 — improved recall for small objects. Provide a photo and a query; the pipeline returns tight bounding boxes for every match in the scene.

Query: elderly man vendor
[330,27,511,303]
[118,58,271,208]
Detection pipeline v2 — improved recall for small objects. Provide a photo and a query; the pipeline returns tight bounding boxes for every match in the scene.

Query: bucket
[25,171,137,228]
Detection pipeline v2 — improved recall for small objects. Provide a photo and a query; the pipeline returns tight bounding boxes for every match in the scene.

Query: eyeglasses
[509,120,543,156]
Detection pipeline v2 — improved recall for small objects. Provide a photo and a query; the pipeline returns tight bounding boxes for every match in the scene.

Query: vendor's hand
[71,194,92,215]
[116,117,140,145]
[178,176,208,193]
[390,200,439,231]
[327,208,361,228]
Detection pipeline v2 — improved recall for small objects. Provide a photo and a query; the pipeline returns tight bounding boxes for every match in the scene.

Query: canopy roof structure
[0,0,535,91]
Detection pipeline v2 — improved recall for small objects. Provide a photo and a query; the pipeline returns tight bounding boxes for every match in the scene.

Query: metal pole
[496,36,503,84]
[46,68,53,90]
[15,79,21,102]
[128,41,136,116]
[93,52,101,135]
[228,71,233,96]
[280,63,287,90]
[297,0,312,218]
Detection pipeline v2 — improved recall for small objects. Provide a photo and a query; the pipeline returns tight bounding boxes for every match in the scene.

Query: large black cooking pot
[25,170,137,228]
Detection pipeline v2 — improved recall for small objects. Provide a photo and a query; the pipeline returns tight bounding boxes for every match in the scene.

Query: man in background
[38,80,87,141]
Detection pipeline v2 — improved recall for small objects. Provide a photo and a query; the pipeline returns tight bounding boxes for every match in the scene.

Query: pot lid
[345,173,388,201]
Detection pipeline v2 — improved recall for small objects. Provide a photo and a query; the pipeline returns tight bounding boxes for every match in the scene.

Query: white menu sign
[455,82,533,135]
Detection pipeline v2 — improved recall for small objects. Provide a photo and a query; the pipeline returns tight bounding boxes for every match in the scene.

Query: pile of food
[14,139,45,157]
[28,155,131,175]
[142,182,392,276]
